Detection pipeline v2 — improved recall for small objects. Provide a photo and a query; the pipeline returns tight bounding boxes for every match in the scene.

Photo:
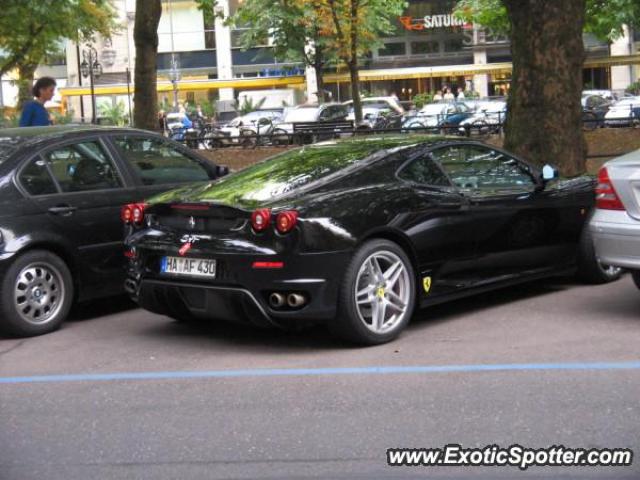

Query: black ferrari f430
[124,136,619,344]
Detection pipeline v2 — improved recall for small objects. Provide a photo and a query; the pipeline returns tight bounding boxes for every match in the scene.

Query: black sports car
[124,136,619,345]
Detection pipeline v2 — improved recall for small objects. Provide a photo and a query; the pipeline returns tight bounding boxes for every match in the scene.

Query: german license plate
[161,256,217,278]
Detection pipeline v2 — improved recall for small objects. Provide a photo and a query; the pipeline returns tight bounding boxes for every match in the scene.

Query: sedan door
[431,144,582,279]
[17,137,136,298]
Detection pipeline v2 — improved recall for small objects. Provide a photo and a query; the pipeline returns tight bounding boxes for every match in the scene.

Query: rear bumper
[128,248,351,327]
[589,209,640,269]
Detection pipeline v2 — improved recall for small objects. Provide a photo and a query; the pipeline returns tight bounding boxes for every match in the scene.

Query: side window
[19,158,58,196]
[44,141,122,193]
[432,145,535,191]
[319,108,331,121]
[114,136,210,186]
[398,154,450,186]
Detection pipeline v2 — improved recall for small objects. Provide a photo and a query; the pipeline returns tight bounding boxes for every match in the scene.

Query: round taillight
[131,203,147,225]
[121,204,133,224]
[251,208,272,232]
[276,210,298,234]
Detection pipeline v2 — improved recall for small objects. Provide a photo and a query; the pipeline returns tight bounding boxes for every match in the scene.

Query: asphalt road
[1,275,639,480]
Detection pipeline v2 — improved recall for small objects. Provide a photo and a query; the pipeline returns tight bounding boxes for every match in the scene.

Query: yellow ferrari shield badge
[422,276,432,294]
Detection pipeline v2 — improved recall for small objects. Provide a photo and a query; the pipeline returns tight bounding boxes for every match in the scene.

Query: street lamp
[80,45,102,124]
[168,56,181,112]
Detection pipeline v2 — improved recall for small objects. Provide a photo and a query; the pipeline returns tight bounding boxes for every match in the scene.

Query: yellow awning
[60,76,305,97]
[59,53,640,97]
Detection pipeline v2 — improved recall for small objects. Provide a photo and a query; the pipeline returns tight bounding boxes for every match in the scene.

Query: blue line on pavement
[1,361,640,385]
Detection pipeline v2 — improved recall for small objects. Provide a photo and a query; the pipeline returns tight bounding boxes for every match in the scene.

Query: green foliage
[199,99,216,118]
[0,109,20,128]
[234,97,266,115]
[412,93,434,109]
[454,0,640,41]
[0,0,118,76]
[98,101,129,126]
[51,109,76,125]
[626,81,640,95]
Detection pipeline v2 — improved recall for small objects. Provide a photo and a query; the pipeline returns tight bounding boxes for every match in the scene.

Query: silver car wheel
[14,262,65,326]
[354,251,411,334]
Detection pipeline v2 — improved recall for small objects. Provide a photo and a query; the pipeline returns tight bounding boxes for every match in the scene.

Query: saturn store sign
[399,14,470,31]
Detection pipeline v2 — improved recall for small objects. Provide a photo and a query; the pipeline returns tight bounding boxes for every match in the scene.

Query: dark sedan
[0,125,228,337]
[124,136,619,345]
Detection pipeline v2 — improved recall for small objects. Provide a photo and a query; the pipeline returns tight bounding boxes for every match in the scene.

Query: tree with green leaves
[133,0,162,131]
[317,0,407,124]
[456,0,640,175]
[0,0,117,93]
[229,0,332,103]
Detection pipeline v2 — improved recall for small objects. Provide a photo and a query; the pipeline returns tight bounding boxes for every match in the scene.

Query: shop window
[411,41,440,55]
[379,42,406,56]
[443,38,463,52]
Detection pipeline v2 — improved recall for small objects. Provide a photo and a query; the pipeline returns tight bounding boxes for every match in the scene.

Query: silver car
[589,149,640,287]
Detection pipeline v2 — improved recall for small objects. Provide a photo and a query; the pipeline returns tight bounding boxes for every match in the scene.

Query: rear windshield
[194,140,414,205]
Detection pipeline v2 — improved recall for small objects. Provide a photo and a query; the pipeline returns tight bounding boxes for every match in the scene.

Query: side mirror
[541,164,559,182]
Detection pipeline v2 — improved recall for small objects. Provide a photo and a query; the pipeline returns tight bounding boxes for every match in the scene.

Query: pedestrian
[457,87,466,100]
[433,90,443,101]
[443,87,455,101]
[19,76,56,127]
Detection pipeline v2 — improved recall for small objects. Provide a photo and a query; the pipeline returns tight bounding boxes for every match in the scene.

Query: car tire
[631,271,640,289]
[330,239,416,345]
[577,227,622,284]
[0,250,74,337]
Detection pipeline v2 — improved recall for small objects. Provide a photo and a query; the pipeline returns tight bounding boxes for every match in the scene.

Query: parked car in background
[0,126,228,337]
[581,94,612,129]
[603,97,640,127]
[124,136,618,345]
[349,103,403,131]
[272,103,350,144]
[402,102,473,132]
[582,89,617,102]
[205,110,283,148]
[458,100,507,135]
[590,149,640,289]
[343,96,405,115]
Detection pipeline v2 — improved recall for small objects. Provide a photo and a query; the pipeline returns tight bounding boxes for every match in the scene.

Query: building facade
[3,0,637,120]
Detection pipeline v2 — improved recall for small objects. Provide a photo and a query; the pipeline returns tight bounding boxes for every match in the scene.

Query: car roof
[0,125,159,152]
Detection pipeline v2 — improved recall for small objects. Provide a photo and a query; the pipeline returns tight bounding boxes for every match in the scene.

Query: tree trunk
[133,0,162,131]
[314,56,325,103]
[17,62,38,111]
[502,0,586,176]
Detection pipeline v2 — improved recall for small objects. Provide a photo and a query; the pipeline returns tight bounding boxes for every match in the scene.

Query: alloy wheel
[354,250,411,334]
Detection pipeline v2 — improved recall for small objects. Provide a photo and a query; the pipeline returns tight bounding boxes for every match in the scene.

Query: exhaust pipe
[269,292,286,308]
[287,293,306,308]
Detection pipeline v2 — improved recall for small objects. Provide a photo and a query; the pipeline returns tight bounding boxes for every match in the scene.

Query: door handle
[48,205,77,216]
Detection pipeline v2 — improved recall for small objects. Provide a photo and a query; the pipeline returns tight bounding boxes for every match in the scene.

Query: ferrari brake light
[121,204,133,224]
[276,210,298,234]
[251,208,272,232]
[131,203,148,225]
[595,167,625,211]
[122,203,148,225]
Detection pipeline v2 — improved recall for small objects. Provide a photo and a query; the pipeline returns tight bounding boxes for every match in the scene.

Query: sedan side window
[114,136,210,186]
[398,154,450,187]
[44,141,122,193]
[19,158,58,196]
[432,145,535,191]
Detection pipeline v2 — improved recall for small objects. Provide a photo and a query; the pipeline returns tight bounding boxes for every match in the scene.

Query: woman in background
[19,77,56,127]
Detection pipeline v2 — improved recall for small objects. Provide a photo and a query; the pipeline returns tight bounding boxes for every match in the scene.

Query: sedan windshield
[0,142,17,164]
